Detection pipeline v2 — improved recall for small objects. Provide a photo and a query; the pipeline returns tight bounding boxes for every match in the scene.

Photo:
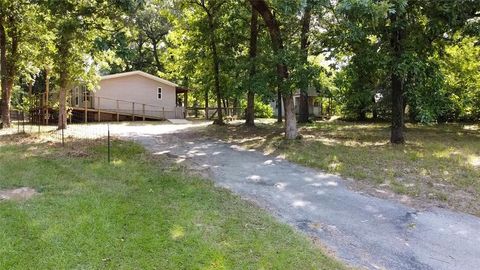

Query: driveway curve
[115,122,480,270]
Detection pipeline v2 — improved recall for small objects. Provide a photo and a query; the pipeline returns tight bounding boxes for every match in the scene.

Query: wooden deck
[28,92,186,124]
[71,107,166,123]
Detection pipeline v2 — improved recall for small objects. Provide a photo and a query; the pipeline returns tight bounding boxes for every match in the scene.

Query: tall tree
[329,0,480,143]
[136,2,171,73]
[191,0,226,125]
[297,0,313,123]
[0,1,24,127]
[245,6,258,127]
[0,0,48,128]
[388,4,406,143]
[46,0,132,129]
[249,0,298,139]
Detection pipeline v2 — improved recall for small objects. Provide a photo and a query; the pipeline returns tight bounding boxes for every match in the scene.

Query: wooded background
[0,0,479,143]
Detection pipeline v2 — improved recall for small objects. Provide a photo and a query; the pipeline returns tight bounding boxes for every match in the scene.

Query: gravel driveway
[79,122,480,269]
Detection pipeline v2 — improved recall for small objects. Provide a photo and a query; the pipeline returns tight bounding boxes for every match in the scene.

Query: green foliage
[439,38,480,121]
[0,0,50,87]
[45,0,130,91]
[241,98,274,118]
[327,0,480,123]
[1,0,479,127]
[255,101,274,118]
[95,0,170,75]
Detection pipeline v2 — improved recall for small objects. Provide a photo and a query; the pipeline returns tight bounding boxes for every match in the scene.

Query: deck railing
[26,92,244,123]
[70,95,185,122]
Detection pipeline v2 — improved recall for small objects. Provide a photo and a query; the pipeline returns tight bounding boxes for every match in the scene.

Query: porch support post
[132,102,135,121]
[84,91,88,123]
[116,100,120,122]
[97,96,101,122]
[42,93,46,124]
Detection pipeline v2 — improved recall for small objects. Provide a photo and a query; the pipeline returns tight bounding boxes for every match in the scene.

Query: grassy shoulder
[203,120,480,216]
[0,135,344,269]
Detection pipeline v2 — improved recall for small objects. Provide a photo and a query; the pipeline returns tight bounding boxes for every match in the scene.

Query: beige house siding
[73,72,184,119]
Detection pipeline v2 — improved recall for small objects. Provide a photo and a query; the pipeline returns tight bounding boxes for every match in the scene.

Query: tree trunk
[45,68,50,125]
[250,0,297,138]
[152,40,162,72]
[205,90,209,119]
[298,0,312,123]
[207,15,224,125]
[298,91,309,123]
[0,21,17,128]
[245,7,258,127]
[283,94,297,139]
[358,109,367,121]
[57,39,70,130]
[372,95,378,120]
[277,89,282,123]
[28,81,33,96]
[389,11,405,144]
[0,22,10,128]
[246,91,255,125]
[223,98,227,115]
[58,89,67,129]
[57,70,68,130]
[233,97,239,116]
[391,73,404,143]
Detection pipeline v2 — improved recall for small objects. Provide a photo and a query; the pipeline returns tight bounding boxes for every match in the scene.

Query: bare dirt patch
[0,187,38,201]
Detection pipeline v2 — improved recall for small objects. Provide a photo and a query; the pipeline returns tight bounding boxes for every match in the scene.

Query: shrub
[240,99,273,119]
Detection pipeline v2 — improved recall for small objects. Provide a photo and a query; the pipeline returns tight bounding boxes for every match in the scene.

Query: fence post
[107,124,111,163]
[132,102,135,121]
[45,70,50,125]
[61,114,65,147]
[84,91,88,123]
[162,107,165,119]
[142,104,145,121]
[16,111,19,133]
[116,100,120,122]
[21,111,24,133]
[97,97,101,122]
[41,93,45,125]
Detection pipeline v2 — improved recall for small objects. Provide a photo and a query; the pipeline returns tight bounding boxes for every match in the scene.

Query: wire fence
[2,110,113,163]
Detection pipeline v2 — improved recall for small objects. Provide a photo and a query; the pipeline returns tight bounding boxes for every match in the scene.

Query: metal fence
[2,110,113,163]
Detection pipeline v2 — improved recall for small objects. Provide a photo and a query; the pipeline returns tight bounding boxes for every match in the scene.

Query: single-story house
[71,71,189,120]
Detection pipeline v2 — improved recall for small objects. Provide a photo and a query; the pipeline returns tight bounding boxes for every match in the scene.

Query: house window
[83,86,90,102]
[157,87,162,100]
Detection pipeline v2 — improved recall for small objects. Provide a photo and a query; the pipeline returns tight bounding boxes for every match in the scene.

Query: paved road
[117,123,480,270]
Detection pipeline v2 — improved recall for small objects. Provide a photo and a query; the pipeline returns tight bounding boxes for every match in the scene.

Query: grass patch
[0,135,344,269]
[203,120,480,216]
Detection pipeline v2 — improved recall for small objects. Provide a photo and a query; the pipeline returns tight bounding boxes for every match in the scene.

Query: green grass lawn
[204,120,480,216]
[0,135,344,270]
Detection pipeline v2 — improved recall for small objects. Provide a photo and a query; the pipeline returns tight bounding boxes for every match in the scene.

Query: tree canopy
[0,0,478,142]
